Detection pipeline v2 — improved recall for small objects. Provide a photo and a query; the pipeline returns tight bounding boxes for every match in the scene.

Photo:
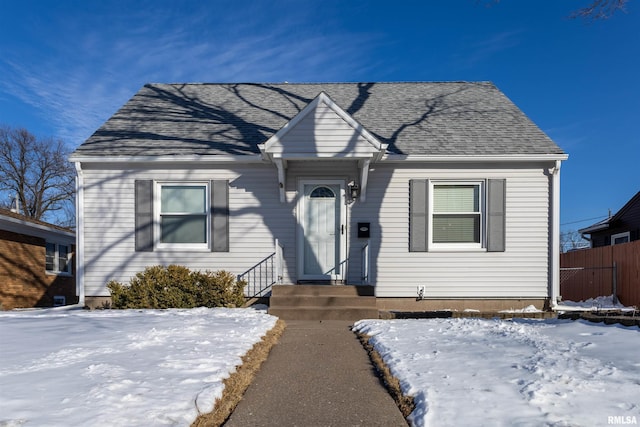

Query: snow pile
[499,304,542,313]
[556,294,636,312]
[354,318,640,427]
[0,307,277,427]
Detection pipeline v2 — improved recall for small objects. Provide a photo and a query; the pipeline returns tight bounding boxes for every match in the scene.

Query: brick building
[0,208,76,309]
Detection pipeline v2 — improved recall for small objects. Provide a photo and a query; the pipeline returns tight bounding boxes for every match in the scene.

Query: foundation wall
[376,297,549,312]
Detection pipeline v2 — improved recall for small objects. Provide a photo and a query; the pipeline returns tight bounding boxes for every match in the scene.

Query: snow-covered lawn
[2,306,639,427]
[0,307,277,427]
[354,318,640,427]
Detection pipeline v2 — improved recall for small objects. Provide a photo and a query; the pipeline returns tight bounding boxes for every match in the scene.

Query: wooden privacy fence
[559,266,616,304]
[560,240,640,307]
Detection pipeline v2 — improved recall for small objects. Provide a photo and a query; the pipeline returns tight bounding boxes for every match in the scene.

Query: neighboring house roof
[579,218,610,234]
[579,191,640,234]
[72,82,565,158]
[0,208,75,239]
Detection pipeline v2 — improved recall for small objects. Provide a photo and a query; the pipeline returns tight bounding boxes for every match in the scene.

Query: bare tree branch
[0,125,75,225]
[569,0,629,20]
[477,0,629,20]
[560,230,590,252]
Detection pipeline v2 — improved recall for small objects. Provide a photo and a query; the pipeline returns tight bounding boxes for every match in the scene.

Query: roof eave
[69,154,266,164]
[0,215,75,239]
[382,153,569,162]
[578,222,609,234]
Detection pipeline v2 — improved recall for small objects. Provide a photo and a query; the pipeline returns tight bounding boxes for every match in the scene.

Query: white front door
[298,180,345,281]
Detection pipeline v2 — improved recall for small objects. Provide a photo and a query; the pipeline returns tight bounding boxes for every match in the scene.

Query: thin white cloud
[454,29,524,68]
[544,122,590,151]
[0,3,379,147]
[0,59,129,146]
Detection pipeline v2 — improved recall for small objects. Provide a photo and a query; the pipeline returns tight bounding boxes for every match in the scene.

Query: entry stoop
[268,285,379,320]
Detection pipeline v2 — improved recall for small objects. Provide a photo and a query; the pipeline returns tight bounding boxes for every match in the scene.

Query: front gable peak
[258,92,387,160]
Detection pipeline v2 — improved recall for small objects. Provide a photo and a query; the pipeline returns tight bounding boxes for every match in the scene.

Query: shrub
[194,270,246,308]
[107,265,247,309]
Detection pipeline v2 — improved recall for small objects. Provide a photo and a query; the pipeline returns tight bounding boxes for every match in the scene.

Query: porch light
[349,181,360,200]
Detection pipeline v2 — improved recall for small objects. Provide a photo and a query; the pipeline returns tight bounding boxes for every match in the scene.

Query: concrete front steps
[268,284,379,321]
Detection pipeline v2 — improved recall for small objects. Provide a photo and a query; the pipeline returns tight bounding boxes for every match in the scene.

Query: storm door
[298,180,345,281]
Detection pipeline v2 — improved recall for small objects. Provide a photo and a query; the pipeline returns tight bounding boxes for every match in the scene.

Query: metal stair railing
[238,239,284,298]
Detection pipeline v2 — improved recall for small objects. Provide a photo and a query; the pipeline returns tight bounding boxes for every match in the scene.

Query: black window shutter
[211,180,229,252]
[135,180,154,252]
[409,179,429,252]
[487,179,506,252]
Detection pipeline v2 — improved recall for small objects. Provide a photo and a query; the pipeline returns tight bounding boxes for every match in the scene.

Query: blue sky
[1,0,638,231]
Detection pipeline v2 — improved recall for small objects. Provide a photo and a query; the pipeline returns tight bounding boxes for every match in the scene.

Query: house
[70,82,567,311]
[579,191,640,247]
[0,208,76,309]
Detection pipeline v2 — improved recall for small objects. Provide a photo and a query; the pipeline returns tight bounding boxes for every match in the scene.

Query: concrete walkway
[224,320,408,427]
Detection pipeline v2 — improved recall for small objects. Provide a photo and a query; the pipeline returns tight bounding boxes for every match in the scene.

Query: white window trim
[46,242,72,275]
[429,180,485,251]
[155,181,211,251]
[611,231,630,246]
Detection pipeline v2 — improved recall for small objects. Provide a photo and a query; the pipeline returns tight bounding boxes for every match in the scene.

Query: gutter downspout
[74,162,85,307]
[550,160,561,309]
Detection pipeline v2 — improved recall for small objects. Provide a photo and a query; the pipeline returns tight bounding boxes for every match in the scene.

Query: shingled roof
[0,208,75,235]
[72,82,564,158]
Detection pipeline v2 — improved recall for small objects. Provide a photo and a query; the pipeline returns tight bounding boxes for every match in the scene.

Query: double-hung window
[46,242,71,274]
[432,182,482,248]
[410,179,505,252]
[429,182,483,248]
[135,180,229,252]
[157,183,209,249]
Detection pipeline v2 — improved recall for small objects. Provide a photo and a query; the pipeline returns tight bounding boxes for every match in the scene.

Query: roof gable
[259,92,386,159]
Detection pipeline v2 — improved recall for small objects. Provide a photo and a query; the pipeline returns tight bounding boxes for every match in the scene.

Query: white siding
[80,160,553,300]
[270,102,378,156]
[80,163,296,296]
[350,163,553,298]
